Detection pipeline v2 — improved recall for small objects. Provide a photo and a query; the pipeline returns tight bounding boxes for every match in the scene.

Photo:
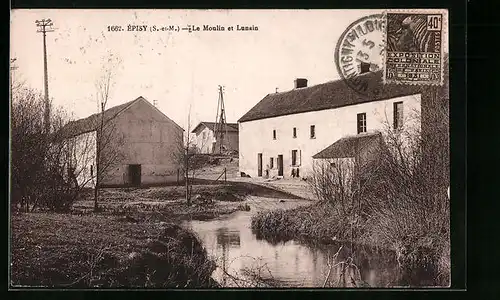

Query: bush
[358,85,450,285]
[11,87,78,212]
[251,202,349,244]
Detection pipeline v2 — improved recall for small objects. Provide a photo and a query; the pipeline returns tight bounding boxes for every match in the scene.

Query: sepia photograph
[9,9,450,289]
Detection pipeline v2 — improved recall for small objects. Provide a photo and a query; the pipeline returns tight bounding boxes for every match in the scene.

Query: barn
[57,96,184,187]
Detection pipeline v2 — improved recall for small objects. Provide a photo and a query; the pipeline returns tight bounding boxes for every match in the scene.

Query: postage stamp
[334,14,386,97]
[383,9,448,85]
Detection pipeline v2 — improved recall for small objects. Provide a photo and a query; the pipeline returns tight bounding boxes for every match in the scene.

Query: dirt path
[193,158,317,201]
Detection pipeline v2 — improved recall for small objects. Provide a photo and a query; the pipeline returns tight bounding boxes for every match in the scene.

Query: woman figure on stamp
[395,16,418,52]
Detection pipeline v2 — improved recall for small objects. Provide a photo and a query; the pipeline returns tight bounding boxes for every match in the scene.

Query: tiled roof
[191,122,239,133]
[312,132,383,159]
[238,71,423,123]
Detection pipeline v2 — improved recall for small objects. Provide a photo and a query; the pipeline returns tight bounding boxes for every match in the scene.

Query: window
[292,150,298,166]
[202,132,206,140]
[270,157,274,169]
[293,127,297,138]
[393,101,404,130]
[273,129,277,140]
[310,125,316,139]
[357,113,367,134]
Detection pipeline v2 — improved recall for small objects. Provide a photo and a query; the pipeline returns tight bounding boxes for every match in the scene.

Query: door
[257,153,263,177]
[257,153,262,177]
[277,155,284,176]
[129,164,141,187]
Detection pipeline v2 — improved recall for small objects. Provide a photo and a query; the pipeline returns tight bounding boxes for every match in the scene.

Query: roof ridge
[312,131,383,159]
[274,73,376,96]
[70,96,142,123]
[238,70,423,123]
[191,121,239,133]
[58,96,149,139]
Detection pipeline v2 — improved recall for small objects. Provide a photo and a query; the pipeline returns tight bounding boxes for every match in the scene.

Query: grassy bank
[251,201,345,244]
[10,212,218,288]
[251,200,450,286]
[71,180,302,223]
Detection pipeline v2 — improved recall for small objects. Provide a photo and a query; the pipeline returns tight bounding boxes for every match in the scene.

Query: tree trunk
[94,104,104,213]
[94,183,99,211]
[94,156,100,211]
[185,148,190,206]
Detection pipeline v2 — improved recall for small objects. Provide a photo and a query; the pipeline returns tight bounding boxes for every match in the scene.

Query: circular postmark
[334,14,386,97]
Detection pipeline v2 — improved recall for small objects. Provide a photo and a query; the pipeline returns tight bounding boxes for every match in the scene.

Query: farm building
[237,72,424,179]
[57,96,184,187]
[191,122,239,154]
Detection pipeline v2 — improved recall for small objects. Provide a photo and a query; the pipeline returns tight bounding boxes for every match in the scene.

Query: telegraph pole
[35,18,54,135]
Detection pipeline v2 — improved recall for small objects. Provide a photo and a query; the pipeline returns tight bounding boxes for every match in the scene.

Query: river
[182,204,424,288]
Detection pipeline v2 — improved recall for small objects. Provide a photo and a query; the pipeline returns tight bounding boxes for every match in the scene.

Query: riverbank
[72,179,303,222]
[251,200,450,286]
[11,180,306,288]
[10,212,218,288]
[251,201,342,244]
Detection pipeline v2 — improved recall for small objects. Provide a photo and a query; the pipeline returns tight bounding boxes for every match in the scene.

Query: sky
[10,9,447,130]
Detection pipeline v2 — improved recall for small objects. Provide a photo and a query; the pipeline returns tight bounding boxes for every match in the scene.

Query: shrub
[11,86,78,212]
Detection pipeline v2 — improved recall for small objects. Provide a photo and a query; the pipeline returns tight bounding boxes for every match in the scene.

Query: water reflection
[183,211,425,287]
[216,228,241,248]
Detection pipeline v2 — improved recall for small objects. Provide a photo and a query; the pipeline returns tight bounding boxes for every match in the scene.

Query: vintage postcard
[10,9,450,289]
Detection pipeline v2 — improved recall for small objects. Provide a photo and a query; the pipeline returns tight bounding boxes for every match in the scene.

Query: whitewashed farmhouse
[57,96,184,187]
[237,72,423,179]
[191,122,239,154]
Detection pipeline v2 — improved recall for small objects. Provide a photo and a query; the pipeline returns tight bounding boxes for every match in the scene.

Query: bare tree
[308,155,379,245]
[358,77,449,285]
[11,85,47,211]
[11,82,79,212]
[171,105,214,206]
[172,105,195,205]
[48,53,125,212]
[309,158,355,215]
[9,59,126,213]
[92,54,124,211]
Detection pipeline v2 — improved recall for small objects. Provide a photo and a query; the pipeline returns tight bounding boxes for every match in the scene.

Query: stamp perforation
[381,9,448,86]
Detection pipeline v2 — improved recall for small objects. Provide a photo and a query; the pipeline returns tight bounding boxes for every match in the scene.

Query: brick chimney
[359,62,371,74]
[294,78,308,89]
